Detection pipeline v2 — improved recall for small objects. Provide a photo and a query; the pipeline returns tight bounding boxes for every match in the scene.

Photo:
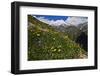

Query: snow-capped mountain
[34,16,88,27]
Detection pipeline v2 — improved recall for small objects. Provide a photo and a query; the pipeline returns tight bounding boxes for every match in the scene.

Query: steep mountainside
[78,22,88,35]
[52,22,88,52]
[28,15,87,60]
[64,26,81,41]
[53,22,88,41]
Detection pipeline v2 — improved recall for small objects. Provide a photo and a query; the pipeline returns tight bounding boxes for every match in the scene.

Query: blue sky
[32,15,88,26]
[34,15,68,21]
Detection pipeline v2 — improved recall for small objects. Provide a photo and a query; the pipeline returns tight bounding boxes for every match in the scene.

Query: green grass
[28,15,87,61]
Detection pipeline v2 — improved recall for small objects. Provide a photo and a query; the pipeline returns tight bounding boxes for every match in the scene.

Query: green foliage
[28,15,87,61]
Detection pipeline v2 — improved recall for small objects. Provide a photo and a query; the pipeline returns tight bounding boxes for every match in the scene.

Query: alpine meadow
[28,15,88,61]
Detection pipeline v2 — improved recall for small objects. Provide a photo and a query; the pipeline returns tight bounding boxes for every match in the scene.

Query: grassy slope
[28,15,86,60]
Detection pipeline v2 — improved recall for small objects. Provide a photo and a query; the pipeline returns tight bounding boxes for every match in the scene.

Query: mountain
[53,25,81,40]
[65,26,81,41]
[52,23,88,52]
[76,22,88,51]
[78,22,88,35]
[28,15,87,60]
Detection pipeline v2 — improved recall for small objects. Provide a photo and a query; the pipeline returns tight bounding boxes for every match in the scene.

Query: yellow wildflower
[37,34,40,36]
[64,36,68,39]
[53,49,56,52]
[58,49,61,52]
[53,38,55,40]
[51,46,54,50]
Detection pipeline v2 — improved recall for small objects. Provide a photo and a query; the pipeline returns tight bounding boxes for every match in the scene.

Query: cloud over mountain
[65,17,88,26]
[34,15,88,26]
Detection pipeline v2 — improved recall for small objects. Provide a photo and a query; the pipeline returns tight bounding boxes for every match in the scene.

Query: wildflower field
[28,15,87,61]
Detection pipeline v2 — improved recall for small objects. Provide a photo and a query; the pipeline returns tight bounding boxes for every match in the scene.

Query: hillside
[28,15,87,61]
[52,23,88,52]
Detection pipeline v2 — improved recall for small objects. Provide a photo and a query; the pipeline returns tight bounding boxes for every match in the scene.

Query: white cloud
[65,17,88,26]
[34,16,88,26]
[49,20,66,26]
[32,15,36,18]
[36,17,50,24]
[35,16,66,26]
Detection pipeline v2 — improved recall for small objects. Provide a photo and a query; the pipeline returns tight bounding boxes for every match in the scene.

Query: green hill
[28,15,87,61]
